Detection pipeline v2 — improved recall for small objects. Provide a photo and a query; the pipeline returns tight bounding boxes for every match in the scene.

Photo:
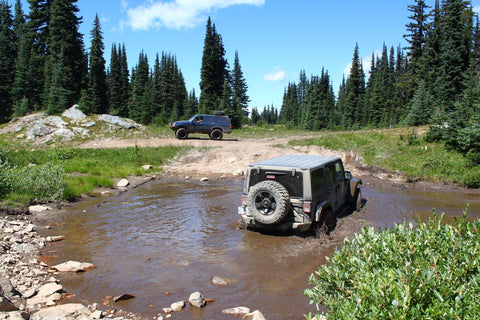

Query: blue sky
[19,0,480,111]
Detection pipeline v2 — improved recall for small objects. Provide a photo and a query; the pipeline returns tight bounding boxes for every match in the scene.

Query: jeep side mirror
[344,171,352,180]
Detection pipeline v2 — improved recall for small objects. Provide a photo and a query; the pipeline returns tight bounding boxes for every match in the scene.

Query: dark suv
[170,113,232,140]
[238,155,362,236]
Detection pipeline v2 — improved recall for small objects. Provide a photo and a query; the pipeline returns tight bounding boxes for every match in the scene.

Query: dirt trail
[77,135,387,181]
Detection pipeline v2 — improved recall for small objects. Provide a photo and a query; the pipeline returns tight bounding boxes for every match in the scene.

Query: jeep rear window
[311,167,325,190]
[248,169,303,198]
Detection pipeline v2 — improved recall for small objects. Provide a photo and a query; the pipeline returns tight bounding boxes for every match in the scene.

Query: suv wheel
[209,129,223,140]
[175,128,188,139]
[354,188,362,212]
[313,208,336,237]
[247,181,290,225]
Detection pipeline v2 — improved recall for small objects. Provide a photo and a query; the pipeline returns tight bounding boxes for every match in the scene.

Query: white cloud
[343,51,381,78]
[264,68,286,82]
[121,0,128,12]
[124,0,265,30]
[474,6,480,14]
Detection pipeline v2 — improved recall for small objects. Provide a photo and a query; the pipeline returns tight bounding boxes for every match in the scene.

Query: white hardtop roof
[250,155,341,170]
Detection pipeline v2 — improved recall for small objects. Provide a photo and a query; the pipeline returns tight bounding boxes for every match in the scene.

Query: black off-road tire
[313,208,336,237]
[247,181,290,225]
[354,188,362,212]
[209,129,223,140]
[175,128,188,139]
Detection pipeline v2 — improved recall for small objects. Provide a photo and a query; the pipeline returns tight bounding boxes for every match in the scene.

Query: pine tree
[404,0,430,81]
[342,44,365,128]
[0,0,15,121]
[199,17,228,113]
[119,44,130,117]
[108,44,122,115]
[129,51,149,122]
[184,89,198,118]
[47,44,75,114]
[45,0,85,113]
[86,14,108,114]
[406,80,435,125]
[230,51,249,128]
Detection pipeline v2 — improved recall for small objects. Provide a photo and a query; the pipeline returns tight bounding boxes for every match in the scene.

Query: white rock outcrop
[62,105,86,121]
[52,261,94,272]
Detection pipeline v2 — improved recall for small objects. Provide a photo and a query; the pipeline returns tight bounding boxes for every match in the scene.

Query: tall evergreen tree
[342,44,365,128]
[404,0,430,80]
[108,44,122,115]
[199,17,228,113]
[119,43,130,117]
[230,51,249,128]
[0,1,15,121]
[45,0,84,113]
[86,14,108,114]
[129,51,149,122]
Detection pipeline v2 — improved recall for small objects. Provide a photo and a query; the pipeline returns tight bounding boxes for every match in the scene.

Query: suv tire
[209,129,223,140]
[313,208,336,237]
[354,188,362,212]
[247,181,290,225]
[175,128,188,139]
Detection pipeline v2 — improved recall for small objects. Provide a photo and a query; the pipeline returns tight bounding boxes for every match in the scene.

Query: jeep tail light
[303,201,312,213]
[266,175,275,179]
[241,195,248,207]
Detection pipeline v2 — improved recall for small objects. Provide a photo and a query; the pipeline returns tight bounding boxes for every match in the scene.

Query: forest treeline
[0,1,248,127]
[274,0,479,163]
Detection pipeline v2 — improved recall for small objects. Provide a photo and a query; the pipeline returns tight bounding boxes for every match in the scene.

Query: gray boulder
[0,295,17,312]
[62,104,86,121]
[0,277,19,300]
[0,311,29,320]
[98,115,141,129]
[243,310,266,320]
[39,116,67,128]
[49,128,75,141]
[25,124,53,140]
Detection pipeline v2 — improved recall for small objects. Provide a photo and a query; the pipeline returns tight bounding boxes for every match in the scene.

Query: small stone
[170,301,185,312]
[51,236,65,242]
[52,261,95,272]
[184,176,190,180]
[22,288,37,299]
[141,165,153,170]
[162,307,172,314]
[116,179,129,188]
[243,310,266,320]
[200,177,209,182]
[188,291,206,308]
[91,310,103,319]
[28,205,50,215]
[220,175,227,179]
[233,169,244,177]
[25,224,35,232]
[101,191,112,196]
[37,283,62,297]
[113,294,135,302]
[222,307,251,316]
[27,163,36,168]
[210,275,237,286]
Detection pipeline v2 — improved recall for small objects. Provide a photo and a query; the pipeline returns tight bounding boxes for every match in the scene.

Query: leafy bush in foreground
[305,212,480,320]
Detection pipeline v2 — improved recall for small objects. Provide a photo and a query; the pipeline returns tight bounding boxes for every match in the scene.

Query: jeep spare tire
[247,181,290,225]
[175,127,188,139]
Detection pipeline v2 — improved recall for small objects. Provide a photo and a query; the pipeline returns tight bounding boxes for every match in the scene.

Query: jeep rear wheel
[354,188,362,212]
[210,129,223,140]
[247,181,289,225]
[175,128,188,139]
[313,208,336,237]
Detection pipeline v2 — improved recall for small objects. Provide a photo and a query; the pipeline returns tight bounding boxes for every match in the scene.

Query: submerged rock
[222,306,250,316]
[210,275,237,286]
[170,301,185,312]
[113,293,135,302]
[243,310,266,320]
[28,205,51,215]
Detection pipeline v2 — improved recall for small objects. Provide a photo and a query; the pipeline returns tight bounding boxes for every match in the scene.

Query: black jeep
[238,155,362,236]
[170,112,232,140]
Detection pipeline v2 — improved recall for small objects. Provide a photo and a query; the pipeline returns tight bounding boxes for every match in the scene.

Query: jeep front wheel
[247,181,289,225]
[209,129,223,140]
[175,128,188,139]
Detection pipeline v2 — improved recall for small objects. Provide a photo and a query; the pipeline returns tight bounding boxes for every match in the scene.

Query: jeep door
[334,161,348,208]
[324,163,339,212]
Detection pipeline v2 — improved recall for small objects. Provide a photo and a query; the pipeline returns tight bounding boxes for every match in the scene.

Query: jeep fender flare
[314,201,331,222]
[348,178,363,203]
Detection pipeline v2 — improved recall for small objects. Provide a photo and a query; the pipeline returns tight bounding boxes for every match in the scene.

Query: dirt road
[78,135,392,181]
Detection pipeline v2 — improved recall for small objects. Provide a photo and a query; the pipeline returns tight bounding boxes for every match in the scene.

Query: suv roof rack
[213,110,226,116]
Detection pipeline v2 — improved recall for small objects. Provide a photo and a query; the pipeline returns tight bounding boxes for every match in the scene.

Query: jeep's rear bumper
[237,207,311,232]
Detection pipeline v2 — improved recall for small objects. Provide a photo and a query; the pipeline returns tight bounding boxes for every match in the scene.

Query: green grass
[305,210,480,320]
[289,128,480,187]
[1,145,187,205]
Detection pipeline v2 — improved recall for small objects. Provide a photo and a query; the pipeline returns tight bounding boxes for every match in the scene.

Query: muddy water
[45,179,480,320]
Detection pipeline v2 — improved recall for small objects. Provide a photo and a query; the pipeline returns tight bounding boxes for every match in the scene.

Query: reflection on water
[45,179,480,319]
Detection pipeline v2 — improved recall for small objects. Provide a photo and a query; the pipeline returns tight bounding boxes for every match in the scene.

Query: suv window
[311,167,325,191]
[335,162,344,181]
[325,164,335,185]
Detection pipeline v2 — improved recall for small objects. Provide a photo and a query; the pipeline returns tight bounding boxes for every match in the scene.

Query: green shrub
[305,211,480,320]
[0,160,12,196]
[12,163,66,202]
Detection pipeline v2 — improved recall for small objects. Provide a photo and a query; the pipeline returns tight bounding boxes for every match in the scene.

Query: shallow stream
[42,179,480,319]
